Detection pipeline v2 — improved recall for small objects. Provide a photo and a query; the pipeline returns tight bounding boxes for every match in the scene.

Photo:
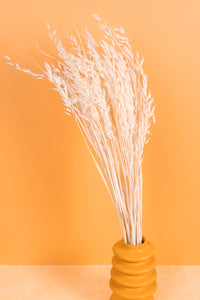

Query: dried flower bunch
[5,15,155,245]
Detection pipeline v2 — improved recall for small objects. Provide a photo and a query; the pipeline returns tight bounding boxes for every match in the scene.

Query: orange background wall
[0,0,200,265]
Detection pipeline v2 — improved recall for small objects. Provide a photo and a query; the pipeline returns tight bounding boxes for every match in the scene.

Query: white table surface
[0,265,199,300]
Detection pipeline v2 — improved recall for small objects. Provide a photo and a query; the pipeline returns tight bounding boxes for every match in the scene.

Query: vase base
[110,294,155,300]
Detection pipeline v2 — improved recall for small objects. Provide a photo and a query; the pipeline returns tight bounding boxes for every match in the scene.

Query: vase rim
[121,236,147,248]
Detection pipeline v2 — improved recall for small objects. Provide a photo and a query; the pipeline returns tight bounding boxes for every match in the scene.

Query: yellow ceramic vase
[110,236,157,300]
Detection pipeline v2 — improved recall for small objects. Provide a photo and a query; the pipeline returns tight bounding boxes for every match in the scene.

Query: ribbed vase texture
[110,237,157,300]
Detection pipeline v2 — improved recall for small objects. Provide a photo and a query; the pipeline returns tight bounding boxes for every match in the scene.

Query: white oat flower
[5,15,155,245]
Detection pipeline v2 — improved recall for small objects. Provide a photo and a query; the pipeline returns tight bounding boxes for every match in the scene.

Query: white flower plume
[5,15,155,245]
